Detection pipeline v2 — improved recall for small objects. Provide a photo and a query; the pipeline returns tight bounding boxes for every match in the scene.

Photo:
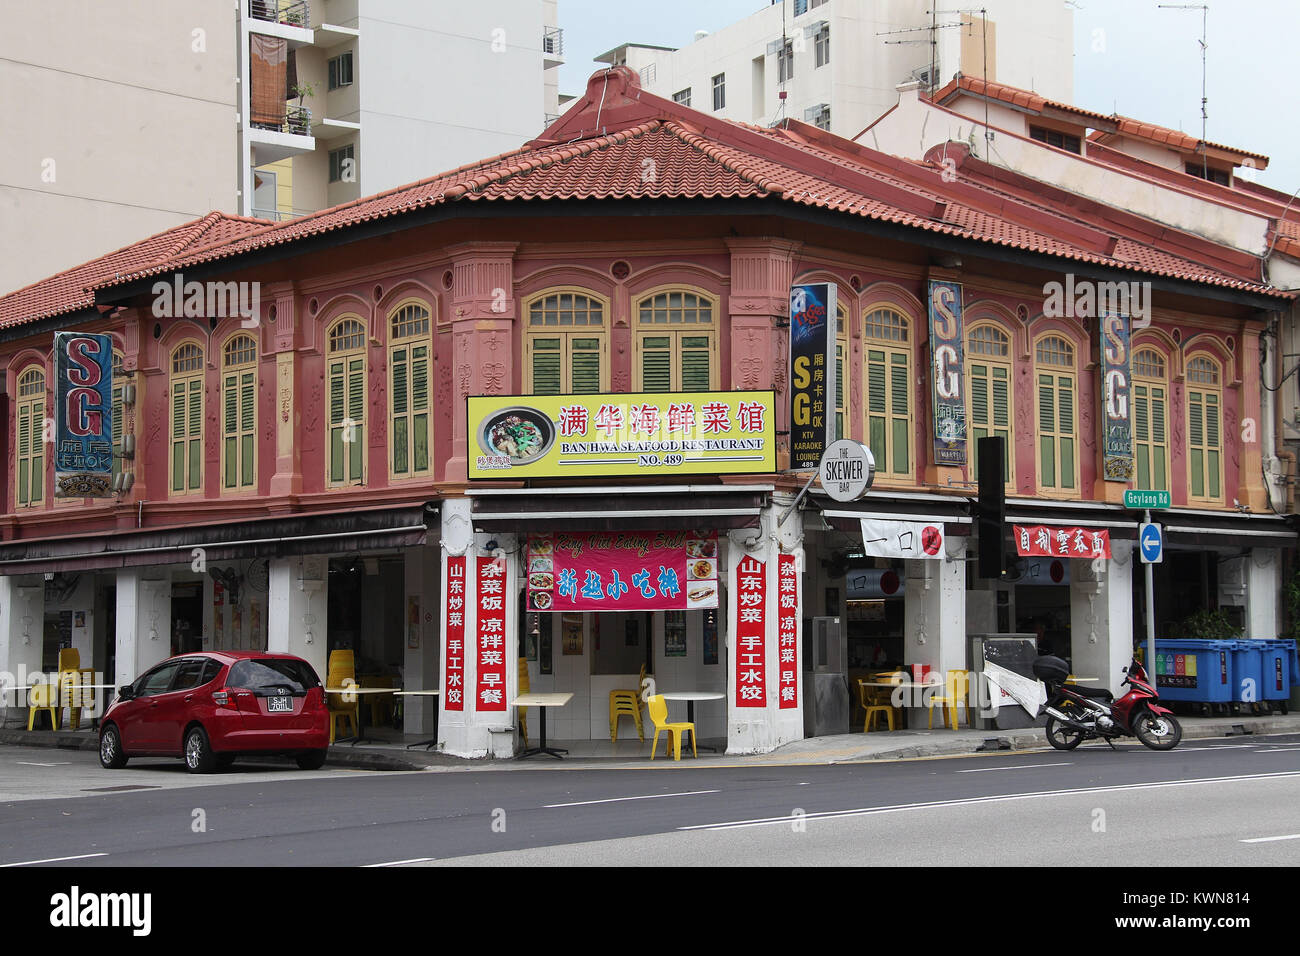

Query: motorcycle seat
[1068,685,1114,702]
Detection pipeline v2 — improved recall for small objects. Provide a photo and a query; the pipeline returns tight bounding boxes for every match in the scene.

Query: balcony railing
[248,0,310,29]
[542,26,564,57]
[251,104,312,136]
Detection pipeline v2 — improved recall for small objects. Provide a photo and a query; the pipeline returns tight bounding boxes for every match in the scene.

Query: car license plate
[267,696,293,713]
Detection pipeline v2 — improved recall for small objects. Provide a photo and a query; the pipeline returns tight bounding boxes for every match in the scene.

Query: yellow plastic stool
[28,682,59,731]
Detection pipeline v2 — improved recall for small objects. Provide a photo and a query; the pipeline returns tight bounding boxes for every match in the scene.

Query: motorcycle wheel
[1045,715,1085,750]
[1133,710,1182,751]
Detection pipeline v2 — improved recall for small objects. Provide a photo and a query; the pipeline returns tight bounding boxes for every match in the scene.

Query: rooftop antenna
[875,10,967,95]
[1158,3,1209,179]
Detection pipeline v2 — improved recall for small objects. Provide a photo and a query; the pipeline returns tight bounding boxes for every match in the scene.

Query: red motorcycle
[1035,654,1182,751]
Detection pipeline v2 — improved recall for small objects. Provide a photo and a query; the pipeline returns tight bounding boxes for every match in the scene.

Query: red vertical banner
[475,556,508,711]
[443,557,466,711]
[735,556,767,708]
[777,555,799,709]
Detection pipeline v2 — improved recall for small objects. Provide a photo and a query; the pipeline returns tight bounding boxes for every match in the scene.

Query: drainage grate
[80,785,163,792]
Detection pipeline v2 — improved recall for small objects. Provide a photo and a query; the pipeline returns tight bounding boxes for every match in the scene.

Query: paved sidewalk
[4,712,1299,772]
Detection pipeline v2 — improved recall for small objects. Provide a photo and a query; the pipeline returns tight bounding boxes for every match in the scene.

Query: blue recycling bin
[1151,640,1237,704]
[1254,640,1296,703]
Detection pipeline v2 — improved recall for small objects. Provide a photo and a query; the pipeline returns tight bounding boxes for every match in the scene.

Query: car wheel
[184,726,216,773]
[99,725,128,769]
[295,749,327,770]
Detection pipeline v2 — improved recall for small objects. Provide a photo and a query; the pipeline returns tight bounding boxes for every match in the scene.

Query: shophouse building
[0,66,1291,756]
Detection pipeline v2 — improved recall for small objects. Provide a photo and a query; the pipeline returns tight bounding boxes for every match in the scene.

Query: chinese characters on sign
[54,331,114,498]
[468,391,776,478]
[777,555,799,709]
[1012,525,1113,559]
[858,519,946,560]
[735,556,767,708]
[927,280,966,465]
[475,556,508,712]
[443,557,466,711]
[1100,313,1135,481]
[789,282,837,470]
[526,531,719,612]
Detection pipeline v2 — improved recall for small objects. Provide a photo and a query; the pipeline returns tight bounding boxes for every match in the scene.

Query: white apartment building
[593,0,1071,140]
[0,0,561,296]
[243,0,564,221]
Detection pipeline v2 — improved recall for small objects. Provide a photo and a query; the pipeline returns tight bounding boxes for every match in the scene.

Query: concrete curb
[4,715,1297,773]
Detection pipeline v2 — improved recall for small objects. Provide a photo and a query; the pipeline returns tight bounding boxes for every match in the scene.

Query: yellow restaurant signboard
[468,391,777,479]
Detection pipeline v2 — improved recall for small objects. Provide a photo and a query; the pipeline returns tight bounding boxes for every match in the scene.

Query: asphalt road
[2,735,1299,867]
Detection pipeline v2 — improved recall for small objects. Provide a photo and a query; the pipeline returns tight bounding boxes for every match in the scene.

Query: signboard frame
[789,282,837,471]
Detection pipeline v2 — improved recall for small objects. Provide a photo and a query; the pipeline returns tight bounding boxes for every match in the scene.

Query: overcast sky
[558,0,1299,195]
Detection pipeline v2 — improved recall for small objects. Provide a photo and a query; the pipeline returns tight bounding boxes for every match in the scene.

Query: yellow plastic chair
[857,679,896,732]
[647,694,695,761]
[27,682,59,731]
[928,669,972,730]
[608,664,646,742]
[58,669,93,731]
[326,650,359,744]
[518,657,530,747]
[57,648,80,672]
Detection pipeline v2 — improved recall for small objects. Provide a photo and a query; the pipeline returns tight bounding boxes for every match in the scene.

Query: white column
[114,569,171,689]
[437,498,519,758]
[267,556,328,681]
[1245,548,1281,639]
[902,534,967,723]
[725,493,804,755]
[1069,540,1134,694]
[0,576,45,716]
[402,543,441,734]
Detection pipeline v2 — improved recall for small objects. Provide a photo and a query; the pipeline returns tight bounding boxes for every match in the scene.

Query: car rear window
[226,658,321,696]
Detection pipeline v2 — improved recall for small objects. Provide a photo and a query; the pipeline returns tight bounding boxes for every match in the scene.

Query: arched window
[1186,354,1222,501]
[1034,334,1077,493]
[524,290,606,394]
[635,289,716,391]
[221,334,258,491]
[966,324,1013,484]
[170,343,204,494]
[15,366,45,507]
[862,306,912,480]
[1132,348,1168,492]
[327,317,366,486]
[389,301,432,478]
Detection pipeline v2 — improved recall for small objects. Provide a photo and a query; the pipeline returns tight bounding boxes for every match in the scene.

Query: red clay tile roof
[932,75,1116,127]
[1090,120,1269,167]
[7,68,1288,323]
[0,212,271,329]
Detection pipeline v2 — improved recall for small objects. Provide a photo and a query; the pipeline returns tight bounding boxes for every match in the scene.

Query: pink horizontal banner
[526,531,720,612]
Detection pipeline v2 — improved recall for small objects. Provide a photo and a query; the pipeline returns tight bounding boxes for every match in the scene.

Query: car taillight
[213,688,233,706]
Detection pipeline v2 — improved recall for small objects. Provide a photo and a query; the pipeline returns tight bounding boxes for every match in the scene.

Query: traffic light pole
[1145,508,1156,677]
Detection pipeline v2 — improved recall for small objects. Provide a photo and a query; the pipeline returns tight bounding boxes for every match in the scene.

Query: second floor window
[328,51,353,90]
[327,318,366,487]
[389,302,432,478]
[863,307,912,481]
[526,291,606,394]
[1029,126,1083,154]
[1186,355,1223,501]
[170,343,204,494]
[1034,335,1077,494]
[1132,348,1169,492]
[778,40,794,83]
[222,334,258,491]
[15,366,45,508]
[673,88,691,107]
[712,73,726,111]
[329,144,355,184]
[814,24,830,68]
[635,290,716,392]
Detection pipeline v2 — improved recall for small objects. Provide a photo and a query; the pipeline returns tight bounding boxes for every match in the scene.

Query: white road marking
[957,762,1072,773]
[14,761,70,767]
[680,771,1300,832]
[361,857,437,867]
[1255,748,1300,753]
[0,852,108,867]
[1241,833,1300,844]
[545,789,721,808]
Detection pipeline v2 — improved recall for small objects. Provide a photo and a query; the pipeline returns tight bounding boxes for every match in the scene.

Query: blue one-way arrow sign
[1139,522,1163,564]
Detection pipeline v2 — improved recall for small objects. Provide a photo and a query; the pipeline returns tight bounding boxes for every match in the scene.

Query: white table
[510,692,572,759]
[661,691,724,753]
[394,690,442,750]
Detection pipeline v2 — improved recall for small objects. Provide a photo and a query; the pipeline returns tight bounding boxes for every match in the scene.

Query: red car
[99,651,330,773]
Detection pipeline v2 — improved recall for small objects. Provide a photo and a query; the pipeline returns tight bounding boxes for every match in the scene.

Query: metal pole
[1145,508,1156,678]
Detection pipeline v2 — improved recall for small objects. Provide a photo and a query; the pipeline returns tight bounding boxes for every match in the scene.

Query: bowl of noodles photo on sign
[477,406,556,466]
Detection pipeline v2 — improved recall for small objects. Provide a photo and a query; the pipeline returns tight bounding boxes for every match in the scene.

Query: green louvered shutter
[223,373,239,488]
[329,359,345,484]
[890,352,909,474]
[867,350,886,471]
[1038,374,1056,488]
[641,336,672,392]
[531,337,562,395]
[1189,391,1205,498]
[240,370,255,487]
[1057,376,1074,489]
[1151,387,1166,490]
[348,357,365,483]
[571,338,601,393]
[172,381,186,492]
[412,344,429,473]
[1206,392,1220,499]
[681,335,712,390]
[392,346,409,475]
[111,382,123,482]
[17,403,31,505]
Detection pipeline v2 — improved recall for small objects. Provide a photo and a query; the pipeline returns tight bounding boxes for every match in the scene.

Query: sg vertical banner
[1100,313,1135,480]
[54,331,113,497]
[789,283,837,470]
[926,281,966,465]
